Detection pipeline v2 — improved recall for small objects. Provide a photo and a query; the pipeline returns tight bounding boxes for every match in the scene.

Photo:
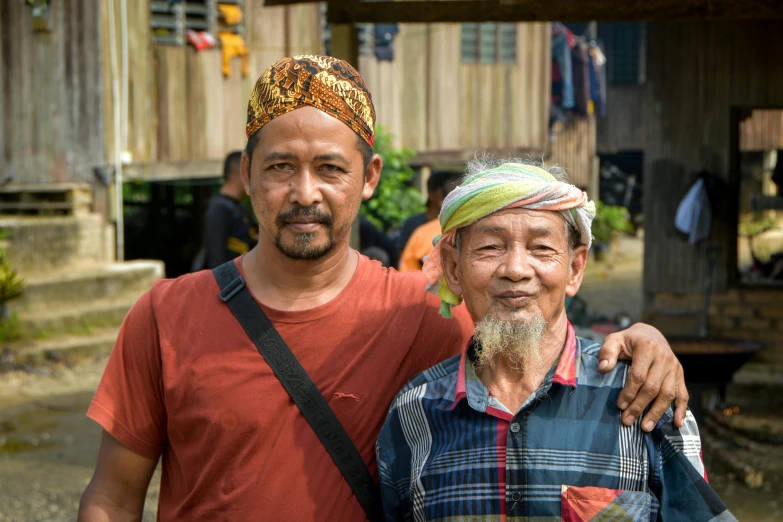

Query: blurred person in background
[192,151,259,270]
[396,170,462,254]
[398,172,460,272]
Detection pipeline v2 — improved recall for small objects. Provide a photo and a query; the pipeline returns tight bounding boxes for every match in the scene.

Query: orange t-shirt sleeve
[410,292,474,373]
[87,288,167,460]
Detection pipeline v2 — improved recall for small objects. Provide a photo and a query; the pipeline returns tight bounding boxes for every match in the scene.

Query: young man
[79,56,688,521]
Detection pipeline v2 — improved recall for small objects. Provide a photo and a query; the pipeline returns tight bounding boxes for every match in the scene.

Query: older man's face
[449,208,587,328]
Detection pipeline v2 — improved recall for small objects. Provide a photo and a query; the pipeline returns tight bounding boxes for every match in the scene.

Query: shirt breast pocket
[561,485,651,522]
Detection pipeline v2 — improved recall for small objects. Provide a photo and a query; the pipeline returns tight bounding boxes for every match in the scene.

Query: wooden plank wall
[141,1,322,165]
[359,22,550,157]
[548,116,594,188]
[596,85,645,153]
[1,0,105,183]
[740,110,783,152]
[102,0,156,165]
[643,21,783,296]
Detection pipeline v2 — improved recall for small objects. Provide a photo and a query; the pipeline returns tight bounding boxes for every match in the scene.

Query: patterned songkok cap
[246,55,376,146]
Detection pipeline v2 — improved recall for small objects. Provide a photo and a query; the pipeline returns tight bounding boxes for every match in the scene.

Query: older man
[377,158,734,521]
[80,56,687,522]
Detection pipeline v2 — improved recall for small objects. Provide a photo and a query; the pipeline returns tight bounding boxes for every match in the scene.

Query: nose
[497,244,535,282]
[288,168,323,208]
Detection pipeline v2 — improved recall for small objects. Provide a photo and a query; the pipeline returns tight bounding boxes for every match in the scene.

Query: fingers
[673,365,689,428]
[640,368,677,432]
[597,334,622,373]
[616,346,655,411]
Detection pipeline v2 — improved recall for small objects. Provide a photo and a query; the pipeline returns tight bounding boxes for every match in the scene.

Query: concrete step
[0,214,113,275]
[19,297,139,340]
[8,260,164,315]
[6,327,119,367]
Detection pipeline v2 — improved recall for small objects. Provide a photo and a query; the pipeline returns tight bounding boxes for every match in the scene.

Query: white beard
[473,311,547,373]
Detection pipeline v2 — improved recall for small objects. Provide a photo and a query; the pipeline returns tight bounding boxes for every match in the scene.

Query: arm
[78,431,158,522]
[648,412,736,521]
[204,201,232,269]
[597,323,688,431]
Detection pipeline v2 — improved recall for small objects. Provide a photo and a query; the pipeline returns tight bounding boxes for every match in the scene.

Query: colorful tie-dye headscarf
[422,162,596,318]
[246,55,376,146]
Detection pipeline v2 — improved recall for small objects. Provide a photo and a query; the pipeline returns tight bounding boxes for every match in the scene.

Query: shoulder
[391,353,462,407]
[147,269,221,317]
[360,257,430,304]
[576,336,631,388]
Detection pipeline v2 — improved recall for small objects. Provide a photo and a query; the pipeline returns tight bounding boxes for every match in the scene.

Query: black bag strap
[213,261,383,522]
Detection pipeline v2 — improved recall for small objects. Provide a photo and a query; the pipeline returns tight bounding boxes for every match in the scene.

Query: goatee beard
[274,205,335,260]
[473,312,547,373]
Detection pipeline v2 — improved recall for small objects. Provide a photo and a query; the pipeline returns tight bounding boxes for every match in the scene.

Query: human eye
[319,164,344,174]
[269,163,293,171]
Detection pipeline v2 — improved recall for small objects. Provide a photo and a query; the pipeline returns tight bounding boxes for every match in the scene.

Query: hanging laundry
[551,23,575,109]
[218,4,243,25]
[187,30,217,51]
[675,177,712,244]
[571,42,591,116]
[218,32,249,78]
[589,42,607,117]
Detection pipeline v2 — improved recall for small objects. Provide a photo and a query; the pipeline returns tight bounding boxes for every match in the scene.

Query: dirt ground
[0,237,780,521]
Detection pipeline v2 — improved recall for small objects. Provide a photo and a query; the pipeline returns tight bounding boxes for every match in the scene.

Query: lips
[496,291,535,308]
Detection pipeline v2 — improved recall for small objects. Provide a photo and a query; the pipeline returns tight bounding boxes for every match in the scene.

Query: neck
[220,182,243,200]
[425,206,439,221]
[241,238,358,311]
[477,310,569,413]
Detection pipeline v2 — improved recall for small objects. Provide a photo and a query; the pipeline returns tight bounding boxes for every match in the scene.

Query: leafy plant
[0,313,23,343]
[360,127,425,232]
[592,202,633,244]
[0,230,23,307]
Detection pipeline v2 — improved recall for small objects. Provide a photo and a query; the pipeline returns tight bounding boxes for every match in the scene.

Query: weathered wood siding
[359,22,550,157]
[643,21,783,297]
[1,0,105,183]
[739,109,783,152]
[549,116,595,188]
[596,85,645,152]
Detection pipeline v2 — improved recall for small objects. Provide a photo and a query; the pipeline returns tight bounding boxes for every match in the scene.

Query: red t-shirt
[88,255,473,521]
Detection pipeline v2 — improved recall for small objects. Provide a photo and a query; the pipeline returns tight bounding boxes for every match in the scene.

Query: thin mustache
[276,207,333,227]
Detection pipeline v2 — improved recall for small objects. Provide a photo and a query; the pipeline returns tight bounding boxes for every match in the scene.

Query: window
[461,23,516,64]
[151,0,244,46]
[606,22,644,85]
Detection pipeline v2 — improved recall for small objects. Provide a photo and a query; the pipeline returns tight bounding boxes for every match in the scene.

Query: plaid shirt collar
[447,322,580,413]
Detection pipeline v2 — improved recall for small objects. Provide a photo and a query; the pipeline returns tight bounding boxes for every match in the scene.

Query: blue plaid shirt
[376,325,735,521]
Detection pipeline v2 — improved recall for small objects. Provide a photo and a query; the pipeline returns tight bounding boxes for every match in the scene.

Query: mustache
[276,206,334,228]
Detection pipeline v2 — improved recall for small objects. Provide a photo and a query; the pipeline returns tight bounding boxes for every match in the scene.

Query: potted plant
[591,202,633,262]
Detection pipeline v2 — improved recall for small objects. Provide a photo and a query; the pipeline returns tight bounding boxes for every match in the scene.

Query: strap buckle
[219,275,246,302]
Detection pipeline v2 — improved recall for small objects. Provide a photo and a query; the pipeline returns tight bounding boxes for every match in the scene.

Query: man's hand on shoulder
[596,323,688,433]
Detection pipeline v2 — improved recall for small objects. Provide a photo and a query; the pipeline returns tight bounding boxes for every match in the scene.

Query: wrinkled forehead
[461,207,568,241]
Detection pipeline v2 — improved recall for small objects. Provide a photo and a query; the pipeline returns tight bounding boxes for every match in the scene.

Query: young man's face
[242,106,380,260]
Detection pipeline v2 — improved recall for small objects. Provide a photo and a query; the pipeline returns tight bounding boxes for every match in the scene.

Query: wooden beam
[327,0,783,23]
[119,160,223,182]
[330,23,360,68]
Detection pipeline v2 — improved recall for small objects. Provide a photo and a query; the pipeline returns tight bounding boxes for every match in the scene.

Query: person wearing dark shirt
[194,151,259,270]
[359,215,398,267]
[396,170,462,254]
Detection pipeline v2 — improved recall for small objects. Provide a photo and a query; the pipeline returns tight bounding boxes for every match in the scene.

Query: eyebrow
[262,152,298,163]
[313,153,350,164]
[471,225,505,236]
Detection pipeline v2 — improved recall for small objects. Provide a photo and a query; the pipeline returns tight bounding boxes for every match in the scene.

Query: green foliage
[0,313,23,343]
[360,127,425,232]
[0,231,23,305]
[592,202,633,243]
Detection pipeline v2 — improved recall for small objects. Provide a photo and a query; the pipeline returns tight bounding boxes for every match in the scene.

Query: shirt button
[510,422,521,433]
[511,492,522,501]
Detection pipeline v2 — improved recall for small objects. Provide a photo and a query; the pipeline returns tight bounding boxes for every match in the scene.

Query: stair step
[8,260,164,314]
[20,297,140,339]
[7,327,119,367]
[0,214,112,274]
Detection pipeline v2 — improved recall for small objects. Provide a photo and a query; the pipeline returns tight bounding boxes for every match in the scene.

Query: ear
[565,245,589,297]
[361,154,383,200]
[441,241,464,298]
[240,151,252,195]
